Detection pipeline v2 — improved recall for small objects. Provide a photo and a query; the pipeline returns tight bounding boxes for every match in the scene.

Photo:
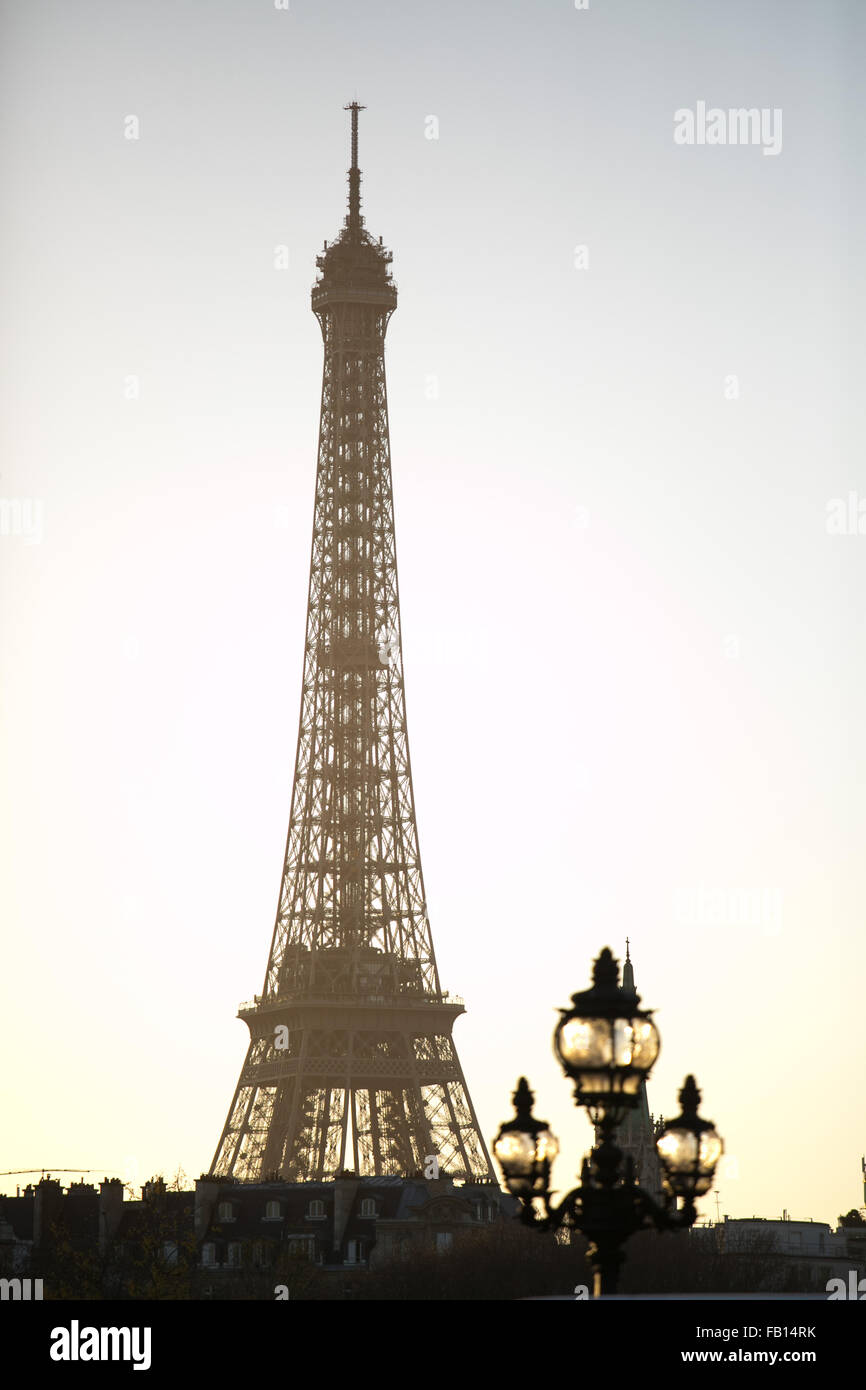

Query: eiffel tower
[211,104,494,1184]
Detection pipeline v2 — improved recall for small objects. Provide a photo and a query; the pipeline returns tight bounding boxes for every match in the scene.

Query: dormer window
[307,1199,325,1220]
[218,1201,235,1222]
[359,1198,377,1219]
[264,1200,283,1221]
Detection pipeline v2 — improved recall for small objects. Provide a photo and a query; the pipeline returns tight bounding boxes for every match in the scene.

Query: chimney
[333,1177,360,1252]
[194,1177,222,1243]
[142,1177,167,1204]
[424,1173,455,1196]
[0,1212,17,1274]
[99,1179,124,1253]
[33,1178,64,1246]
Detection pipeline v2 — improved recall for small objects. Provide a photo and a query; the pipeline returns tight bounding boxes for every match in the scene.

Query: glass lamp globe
[655,1075,723,1201]
[492,1078,559,1200]
[553,947,660,1120]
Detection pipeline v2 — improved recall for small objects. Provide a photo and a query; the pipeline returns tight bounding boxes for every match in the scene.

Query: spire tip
[343,101,366,233]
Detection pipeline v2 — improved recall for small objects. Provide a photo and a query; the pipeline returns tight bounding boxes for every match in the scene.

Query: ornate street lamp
[656,1075,724,1210]
[493,1078,559,1201]
[553,946,660,1121]
[495,946,723,1297]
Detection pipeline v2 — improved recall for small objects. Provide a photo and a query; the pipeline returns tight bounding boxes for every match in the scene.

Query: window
[359,1198,377,1219]
[346,1239,364,1264]
[162,1241,178,1265]
[218,1202,235,1222]
[227,1242,241,1267]
[287,1237,314,1260]
[307,1199,325,1220]
[264,1200,282,1221]
[435,1232,453,1254]
[201,1243,216,1267]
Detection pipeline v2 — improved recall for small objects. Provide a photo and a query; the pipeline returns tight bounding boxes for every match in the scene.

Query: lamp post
[493,947,723,1297]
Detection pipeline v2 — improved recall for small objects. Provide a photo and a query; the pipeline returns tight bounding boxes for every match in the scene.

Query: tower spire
[623,937,635,992]
[609,938,662,1196]
[344,100,366,235]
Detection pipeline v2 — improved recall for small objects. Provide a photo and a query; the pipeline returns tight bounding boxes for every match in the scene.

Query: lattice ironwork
[212,104,494,1183]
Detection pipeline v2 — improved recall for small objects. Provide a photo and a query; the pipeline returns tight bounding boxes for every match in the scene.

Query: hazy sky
[1,0,864,1228]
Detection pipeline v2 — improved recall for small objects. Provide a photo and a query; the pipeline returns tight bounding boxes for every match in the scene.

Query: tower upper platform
[311,102,397,314]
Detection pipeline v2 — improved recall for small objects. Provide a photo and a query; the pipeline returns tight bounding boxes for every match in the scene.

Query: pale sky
[1,0,864,1228]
